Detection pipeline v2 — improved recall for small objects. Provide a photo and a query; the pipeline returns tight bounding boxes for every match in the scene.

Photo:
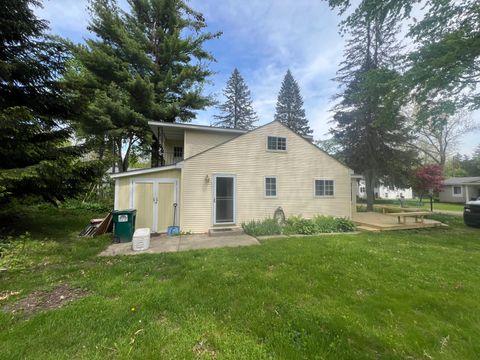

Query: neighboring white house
[357,179,413,200]
[439,177,480,203]
[110,121,359,234]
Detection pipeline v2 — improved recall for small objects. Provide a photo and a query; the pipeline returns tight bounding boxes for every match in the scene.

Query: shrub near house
[242,215,356,236]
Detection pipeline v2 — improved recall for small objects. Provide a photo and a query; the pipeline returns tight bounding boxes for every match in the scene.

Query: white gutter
[109,163,183,179]
[148,121,247,134]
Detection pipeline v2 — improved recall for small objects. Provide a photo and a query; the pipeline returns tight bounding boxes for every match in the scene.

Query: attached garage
[113,166,181,233]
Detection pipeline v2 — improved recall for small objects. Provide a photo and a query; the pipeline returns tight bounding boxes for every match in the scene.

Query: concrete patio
[99,233,260,256]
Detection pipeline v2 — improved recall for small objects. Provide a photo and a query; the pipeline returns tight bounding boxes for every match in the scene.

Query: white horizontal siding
[184,130,238,158]
[180,122,353,233]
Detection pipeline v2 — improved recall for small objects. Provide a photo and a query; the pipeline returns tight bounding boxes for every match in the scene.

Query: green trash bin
[112,209,137,243]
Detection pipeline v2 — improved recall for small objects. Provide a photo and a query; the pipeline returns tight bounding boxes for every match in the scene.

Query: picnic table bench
[385,211,432,224]
[378,205,421,214]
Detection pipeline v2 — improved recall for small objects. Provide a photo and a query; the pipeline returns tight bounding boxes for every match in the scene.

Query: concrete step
[208,227,244,237]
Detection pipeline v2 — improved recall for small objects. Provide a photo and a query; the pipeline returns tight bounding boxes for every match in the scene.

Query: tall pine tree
[274,70,312,136]
[329,1,416,211]
[0,0,103,203]
[213,68,258,130]
[70,0,220,171]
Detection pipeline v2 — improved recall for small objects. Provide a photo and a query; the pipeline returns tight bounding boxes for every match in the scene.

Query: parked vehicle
[464,198,480,228]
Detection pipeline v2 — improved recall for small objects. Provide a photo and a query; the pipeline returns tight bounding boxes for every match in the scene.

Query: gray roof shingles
[444,177,480,185]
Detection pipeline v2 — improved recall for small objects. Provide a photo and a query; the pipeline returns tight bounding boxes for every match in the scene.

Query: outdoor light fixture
[205,175,210,183]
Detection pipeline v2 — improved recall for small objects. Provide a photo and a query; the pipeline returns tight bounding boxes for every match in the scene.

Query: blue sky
[36,0,479,155]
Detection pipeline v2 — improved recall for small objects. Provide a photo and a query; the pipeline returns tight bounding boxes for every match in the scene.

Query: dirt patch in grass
[192,340,218,358]
[3,284,88,314]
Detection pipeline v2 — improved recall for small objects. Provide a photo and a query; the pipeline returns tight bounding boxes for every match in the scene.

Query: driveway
[99,233,259,256]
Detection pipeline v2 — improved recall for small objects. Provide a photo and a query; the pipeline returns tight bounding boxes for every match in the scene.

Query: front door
[214,175,235,225]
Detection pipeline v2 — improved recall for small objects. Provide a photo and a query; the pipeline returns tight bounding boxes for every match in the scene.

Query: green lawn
[1,207,480,359]
[359,198,466,212]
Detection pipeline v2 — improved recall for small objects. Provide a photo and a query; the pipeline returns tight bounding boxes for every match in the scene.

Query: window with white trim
[173,146,183,158]
[315,179,335,197]
[265,177,277,197]
[267,136,287,151]
[453,186,462,196]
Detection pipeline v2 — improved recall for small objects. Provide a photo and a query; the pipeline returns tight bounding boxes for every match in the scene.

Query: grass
[359,198,466,212]
[1,206,480,359]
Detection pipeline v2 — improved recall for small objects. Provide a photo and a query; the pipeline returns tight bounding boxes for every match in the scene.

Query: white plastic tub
[132,228,150,251]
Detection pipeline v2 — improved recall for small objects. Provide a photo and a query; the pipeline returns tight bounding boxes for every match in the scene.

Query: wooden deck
[353,212,445,232]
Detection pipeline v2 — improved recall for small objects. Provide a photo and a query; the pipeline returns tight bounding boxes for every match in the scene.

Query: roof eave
[148,121,248,134]
[109,163,183,179]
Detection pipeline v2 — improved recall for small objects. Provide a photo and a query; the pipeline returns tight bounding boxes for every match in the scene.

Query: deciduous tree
[412,164,445,202]
[406,107,478,168]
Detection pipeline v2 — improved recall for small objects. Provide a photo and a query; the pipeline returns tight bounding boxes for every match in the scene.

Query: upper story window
[267,136,287,151]
[173,146,183,159]
[265,177,277,197]
[315,179,335,197]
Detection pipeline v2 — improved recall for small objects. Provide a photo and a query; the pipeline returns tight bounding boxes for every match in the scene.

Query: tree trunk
[115,138,128,173]
[439,152,446,169]
[364,170,376,212]
[98,138,105,161]
[151,134,160,168]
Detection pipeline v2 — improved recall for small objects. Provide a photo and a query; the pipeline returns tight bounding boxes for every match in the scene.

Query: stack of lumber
[79,213,112,237]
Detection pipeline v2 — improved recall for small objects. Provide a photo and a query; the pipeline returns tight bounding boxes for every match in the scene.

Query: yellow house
[111,121,358,234]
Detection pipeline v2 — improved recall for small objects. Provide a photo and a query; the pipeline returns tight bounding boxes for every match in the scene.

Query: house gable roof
[110,121,354,179]
[183,120,353,173]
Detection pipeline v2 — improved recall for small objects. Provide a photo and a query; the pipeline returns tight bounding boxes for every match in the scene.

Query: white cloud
[35,0,89,39]
[191,0,345,140]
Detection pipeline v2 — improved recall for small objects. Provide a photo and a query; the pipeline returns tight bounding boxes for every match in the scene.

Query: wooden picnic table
[385,211,432,224]
[377,205,422,214]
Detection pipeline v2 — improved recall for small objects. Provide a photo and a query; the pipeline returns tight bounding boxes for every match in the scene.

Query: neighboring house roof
[443,177,480,186]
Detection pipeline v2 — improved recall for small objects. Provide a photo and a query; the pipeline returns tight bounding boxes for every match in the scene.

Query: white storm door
[213,175,236,225]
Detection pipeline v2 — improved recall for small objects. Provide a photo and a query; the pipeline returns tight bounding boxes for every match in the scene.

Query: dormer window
[267,136,287,151]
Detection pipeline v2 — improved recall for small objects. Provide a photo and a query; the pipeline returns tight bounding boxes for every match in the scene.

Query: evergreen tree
[274,70,312,136]
[328,1,416,211]
[0,0,103,203]
[70,0,220,171]
[213,69,258,130]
